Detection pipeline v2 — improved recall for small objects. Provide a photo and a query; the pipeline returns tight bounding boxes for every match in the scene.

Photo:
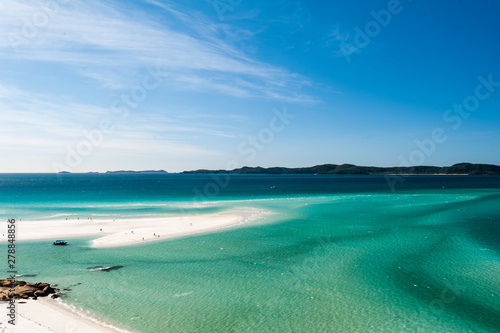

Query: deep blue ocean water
[1,174,499,332]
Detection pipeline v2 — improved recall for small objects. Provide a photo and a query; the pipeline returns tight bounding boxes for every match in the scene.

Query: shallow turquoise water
[2,175,500,332]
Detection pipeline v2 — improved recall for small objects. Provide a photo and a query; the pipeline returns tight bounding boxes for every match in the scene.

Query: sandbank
[1,212,255,248]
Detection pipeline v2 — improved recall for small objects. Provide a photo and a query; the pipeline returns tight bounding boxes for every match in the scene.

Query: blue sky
[1,0,499,172]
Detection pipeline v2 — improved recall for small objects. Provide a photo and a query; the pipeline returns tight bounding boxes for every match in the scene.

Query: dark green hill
[182,163,500,175]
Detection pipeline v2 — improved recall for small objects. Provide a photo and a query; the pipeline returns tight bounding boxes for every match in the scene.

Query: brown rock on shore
[0,279,59,301]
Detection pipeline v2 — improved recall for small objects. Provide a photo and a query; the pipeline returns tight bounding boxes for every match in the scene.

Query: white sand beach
[2,298,128,333]
[1,212,253,248]
[0,211,258,332]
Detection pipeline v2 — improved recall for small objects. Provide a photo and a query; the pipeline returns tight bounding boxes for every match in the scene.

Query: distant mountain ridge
[105,170,168,174]
[181,163,500,175]
[58,170,169,174]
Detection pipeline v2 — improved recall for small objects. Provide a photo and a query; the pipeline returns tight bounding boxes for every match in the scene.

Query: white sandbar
[1,212,252,248]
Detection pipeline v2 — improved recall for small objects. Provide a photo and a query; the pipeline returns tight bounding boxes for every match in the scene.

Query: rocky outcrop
[0,279,59,300]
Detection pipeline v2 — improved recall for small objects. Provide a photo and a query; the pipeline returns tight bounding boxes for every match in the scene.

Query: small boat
[53,240,67,245]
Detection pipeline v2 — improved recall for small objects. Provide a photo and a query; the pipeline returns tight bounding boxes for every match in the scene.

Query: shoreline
[1,211,257,248]
[12,298,131,333]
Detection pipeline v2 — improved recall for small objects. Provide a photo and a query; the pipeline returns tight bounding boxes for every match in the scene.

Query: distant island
[182,163,500,175]
[105,170,168,174]
[58,170,169,174]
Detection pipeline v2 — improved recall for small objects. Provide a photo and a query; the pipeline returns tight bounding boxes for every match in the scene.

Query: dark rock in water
[87,266,102,270]
[0,280,11,287]
[88,265,124,272]
[43,286,55,293]
[102,265,124,272]
[51,294,59,299]
[0,279,59,301]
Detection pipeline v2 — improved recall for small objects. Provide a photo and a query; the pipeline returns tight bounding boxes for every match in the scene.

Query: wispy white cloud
[0,82,110,152]
[0,82,237,165]
[0,0,317,103]
[97,136,222,156]
[120,113,240,139]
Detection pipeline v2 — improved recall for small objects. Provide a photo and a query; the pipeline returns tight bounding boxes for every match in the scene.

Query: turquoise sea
[1,174,500,332]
